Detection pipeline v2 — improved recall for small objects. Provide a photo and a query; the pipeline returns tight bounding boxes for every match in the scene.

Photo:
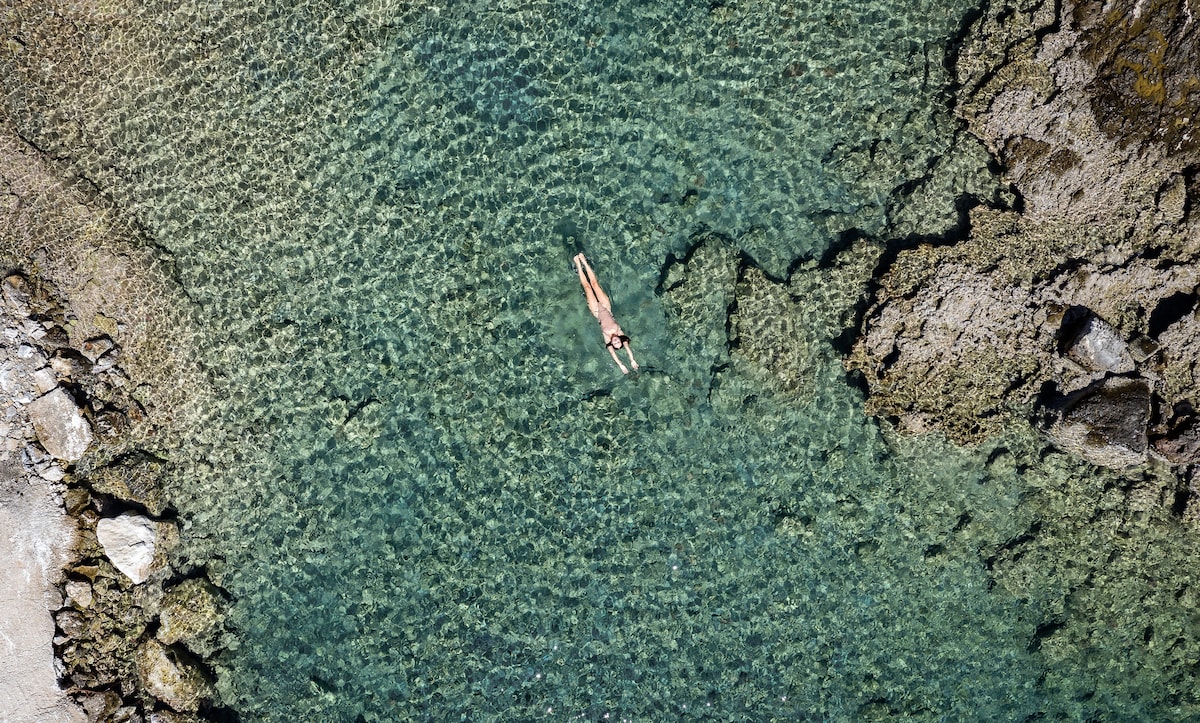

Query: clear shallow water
[8,0,1200,720]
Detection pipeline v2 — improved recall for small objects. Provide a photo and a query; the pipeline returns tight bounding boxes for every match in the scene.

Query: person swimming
[573,253,639,374]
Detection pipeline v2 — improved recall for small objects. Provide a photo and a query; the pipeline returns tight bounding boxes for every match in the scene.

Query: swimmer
[574,253,639,374]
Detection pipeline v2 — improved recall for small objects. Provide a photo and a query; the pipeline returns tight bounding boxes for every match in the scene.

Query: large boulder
[157,579,224,658]
[95,512,158,584]
[1045,376,1151,468]
[1060,311,1134,374]
[134,639,213,713]
[27,387,93,462]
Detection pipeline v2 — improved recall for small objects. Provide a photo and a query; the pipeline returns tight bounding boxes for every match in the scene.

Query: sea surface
[7,0,1200,720]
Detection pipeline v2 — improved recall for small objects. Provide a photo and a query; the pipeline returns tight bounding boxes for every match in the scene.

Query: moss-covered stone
[135,640,214,713]
[1082,0,1200,156]
[157,579,225,659]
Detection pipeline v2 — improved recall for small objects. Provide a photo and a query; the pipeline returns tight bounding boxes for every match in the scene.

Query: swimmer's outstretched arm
[623,343,638,372]
[608,344,630,374]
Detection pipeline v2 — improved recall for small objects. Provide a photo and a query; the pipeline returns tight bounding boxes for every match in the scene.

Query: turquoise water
[8,0,1200,719]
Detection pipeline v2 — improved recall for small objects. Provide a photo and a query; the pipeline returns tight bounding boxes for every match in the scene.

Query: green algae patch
[1082,0,1200,155]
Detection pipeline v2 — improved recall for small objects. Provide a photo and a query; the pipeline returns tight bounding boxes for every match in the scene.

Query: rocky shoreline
[0,131,229,721]
[848,0,1200,484]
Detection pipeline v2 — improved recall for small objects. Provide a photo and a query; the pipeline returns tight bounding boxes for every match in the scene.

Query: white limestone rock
[32,367,58,394]
[1063,313,1134,374]
[96,512,158,584]
[27,388,92,462]
[64,580,93,609]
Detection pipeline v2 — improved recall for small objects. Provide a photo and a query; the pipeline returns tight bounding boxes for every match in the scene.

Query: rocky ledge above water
[0,129,230,721]
[847,0,1200,483]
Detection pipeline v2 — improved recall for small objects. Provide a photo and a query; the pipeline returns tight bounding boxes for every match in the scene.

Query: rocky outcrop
[954,0,1200,228]
[0,130,229,720]
[848,0,1200,471]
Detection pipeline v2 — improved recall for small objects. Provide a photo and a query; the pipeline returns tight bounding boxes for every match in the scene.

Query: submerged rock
[82,452,171,517]
[1045,376,1151,468]
[657,233,740,389]
[27,387,93,462]
[135,639,213,713]
[729,266,815,397]
[95,512,158,584]
[157,579,224,658]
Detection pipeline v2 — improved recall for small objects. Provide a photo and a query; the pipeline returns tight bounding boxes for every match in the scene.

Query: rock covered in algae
[72,688,123,721]
[157,578,225,659]
[135,639,213,713]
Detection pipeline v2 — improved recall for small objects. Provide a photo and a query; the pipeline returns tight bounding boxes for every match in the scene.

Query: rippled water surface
[8,0,1200,720]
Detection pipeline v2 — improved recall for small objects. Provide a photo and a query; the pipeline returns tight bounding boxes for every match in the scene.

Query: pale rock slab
[96,512,158,584]
[27,388,93,462]
[1063,313,1134,374]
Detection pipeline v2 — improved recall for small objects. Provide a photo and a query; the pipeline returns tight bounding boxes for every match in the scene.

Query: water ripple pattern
[0,0,1100,719]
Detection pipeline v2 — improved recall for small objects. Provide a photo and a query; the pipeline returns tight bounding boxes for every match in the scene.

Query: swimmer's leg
[574,254,602,317]
[578,254,612,310]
